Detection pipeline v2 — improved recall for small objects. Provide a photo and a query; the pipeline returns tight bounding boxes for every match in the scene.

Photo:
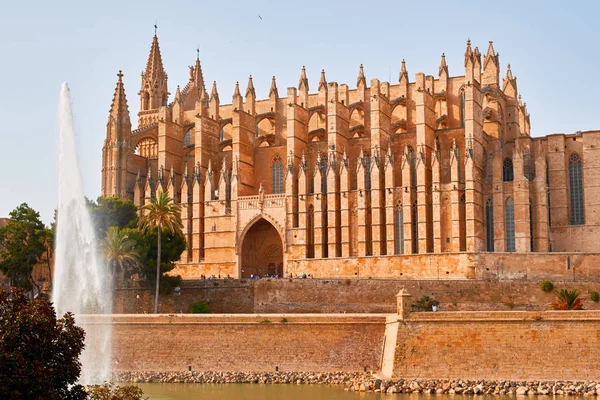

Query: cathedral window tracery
[505,197,516,252]
[503,158,514,182]
[271,154,284,194]
[485,198,494,252]
[569,153,585,225]
[307,205,315,258]
[395,203,404,255]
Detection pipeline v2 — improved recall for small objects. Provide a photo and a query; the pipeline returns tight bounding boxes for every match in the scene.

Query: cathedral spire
[174,85,181,102]
[298,66,309,92]
[439,53,448,77]
[232,81,243,110]
[269,76,278,99]
[399,59,408,84]
[357,64,366,89]
[484,41,499,68]
[192,50,205,93]
[319,69,327,91]
[109,70,130,122]
[210,81,219,103]
[139,32,168,111]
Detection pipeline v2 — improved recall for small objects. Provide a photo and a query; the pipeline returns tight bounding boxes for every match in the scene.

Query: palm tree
[138,192,182,313]
[551,289,583,310]
[103,226,141,281]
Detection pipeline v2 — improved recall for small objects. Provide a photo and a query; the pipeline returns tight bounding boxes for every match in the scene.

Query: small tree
[0,289,86,400]
[551,289,583,310]
[103,226,141,281]
[89,196,139,240]
[0,203,48,292]
[138,192,182,313]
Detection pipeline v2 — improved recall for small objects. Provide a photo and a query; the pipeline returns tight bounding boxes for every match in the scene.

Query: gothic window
[503,158,514,182]
[547,165,552,227]
[524,152,534,181]
[529,200,535,252]
[162,93,168,107]
[411,201,418,254]
[505,197,516,252]
[218,128,224,142]
[307,205,315,258]
[142,92,150,111]
[485,198,494,252]
[183,128,193,148]
[271,155,284,194]
[395,203,404,255]
[460,90,465,128]
[569,153,585,225]
[135,138,158,159]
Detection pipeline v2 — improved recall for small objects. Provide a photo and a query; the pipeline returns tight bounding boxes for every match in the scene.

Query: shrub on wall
[412,296,439,312]
[590,290,600,303]
[551,289,583,310]
[190,301,211,314]
[540,280,554,293]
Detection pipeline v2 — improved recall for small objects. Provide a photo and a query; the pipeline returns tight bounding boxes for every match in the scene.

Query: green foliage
[190,300,211,314]
[103,226,141,280]
[551,289,583,310]
[411,295,439,312]
[89,197,138,239]
[260,319,271,324]
[590,290,600,303]
[540,280,554,293]
[0,203,49,290]
[280,317,288,323]
[86,382,147,400]
[0,289,86,400]
[121,227,185,294]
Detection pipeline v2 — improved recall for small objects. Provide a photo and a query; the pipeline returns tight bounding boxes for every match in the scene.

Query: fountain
[53,83,113,384]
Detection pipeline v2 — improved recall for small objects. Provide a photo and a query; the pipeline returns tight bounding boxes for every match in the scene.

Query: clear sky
[1,0,599,223]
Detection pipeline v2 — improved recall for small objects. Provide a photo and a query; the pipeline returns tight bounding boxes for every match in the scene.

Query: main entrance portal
[240,219,283,278]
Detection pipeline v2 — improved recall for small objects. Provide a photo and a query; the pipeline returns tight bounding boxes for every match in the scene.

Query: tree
[0,204,48,291]
[89,197,138,240]
[103,226,141,281]
[120,227,184,294]
[138,192,183,313]
[551,289,583,310]
[0,289,87,400]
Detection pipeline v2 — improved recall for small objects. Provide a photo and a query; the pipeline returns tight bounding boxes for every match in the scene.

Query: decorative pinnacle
[319,69,327,91]
[357,64,366,88]
[246,75,255,97]
[439,53,448,76]
[298,66,309,91]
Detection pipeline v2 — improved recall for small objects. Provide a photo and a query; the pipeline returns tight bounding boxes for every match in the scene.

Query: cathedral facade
[102,35,600,279]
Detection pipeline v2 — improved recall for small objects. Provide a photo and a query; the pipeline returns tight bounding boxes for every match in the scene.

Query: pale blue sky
[1,0,599,223]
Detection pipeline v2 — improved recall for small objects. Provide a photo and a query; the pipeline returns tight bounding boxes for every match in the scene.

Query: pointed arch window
[503,158,514,182]
[505,197,516,252]
[364,156,372,191]
[183,128,193,148]
[411,201,419,254]
[485,198,494,252]
[395,203,404,255]
[219,128,224,142]
[407,146,416,187]
[460,90,465,128]
[547,165,552,227]
[307,205,315,258]
[142,92,150,111]
[569,153,584,225]
[272,154,284,194]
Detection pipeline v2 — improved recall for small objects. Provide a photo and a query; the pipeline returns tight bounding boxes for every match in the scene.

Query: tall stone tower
[101,71,132,198]
[138,34,169,123]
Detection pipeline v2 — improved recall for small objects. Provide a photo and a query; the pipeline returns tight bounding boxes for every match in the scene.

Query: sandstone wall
[114,278,600,314]
[393,311,600,381]
[85,314,386,373]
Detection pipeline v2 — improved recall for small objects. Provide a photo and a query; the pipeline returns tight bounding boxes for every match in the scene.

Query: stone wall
[114,278,600,314]
[85,314,386,373]
[393,310,600,381]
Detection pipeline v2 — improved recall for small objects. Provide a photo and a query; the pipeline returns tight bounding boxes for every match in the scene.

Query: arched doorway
[240,219,283,278]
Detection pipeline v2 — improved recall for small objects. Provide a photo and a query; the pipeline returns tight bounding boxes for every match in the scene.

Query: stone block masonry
[83,314,386,373]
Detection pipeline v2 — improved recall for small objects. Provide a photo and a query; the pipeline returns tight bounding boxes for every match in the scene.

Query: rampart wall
[393,310,600,381]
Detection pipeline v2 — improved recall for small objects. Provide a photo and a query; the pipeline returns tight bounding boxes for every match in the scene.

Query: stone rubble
[113,371,600,396]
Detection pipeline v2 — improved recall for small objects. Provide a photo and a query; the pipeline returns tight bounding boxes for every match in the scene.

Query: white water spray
[53,83,112,384]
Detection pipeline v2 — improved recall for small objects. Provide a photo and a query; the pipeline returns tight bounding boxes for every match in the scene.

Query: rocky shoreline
[114,371,600,395]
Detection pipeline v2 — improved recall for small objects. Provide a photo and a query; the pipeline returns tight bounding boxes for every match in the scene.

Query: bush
[551,289,583,310]
[87,382,147,400]
[280,317,288,323]
[590,290,600,303]
[411,295,439,312]
[190,301,210,314]
[540,280,554,292]
[0,289,87,400]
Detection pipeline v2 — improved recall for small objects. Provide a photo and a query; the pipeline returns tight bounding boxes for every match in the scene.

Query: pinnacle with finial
[233,81,241,97]
[319,69,327,91]
[269,76,278,98]
[246,75,255,97]
[211,81,219,102]
[298,66,309,91]
[464,39,473,66]
[439,53,448,77]
[357,64,366,88]
[399,59,408,83]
